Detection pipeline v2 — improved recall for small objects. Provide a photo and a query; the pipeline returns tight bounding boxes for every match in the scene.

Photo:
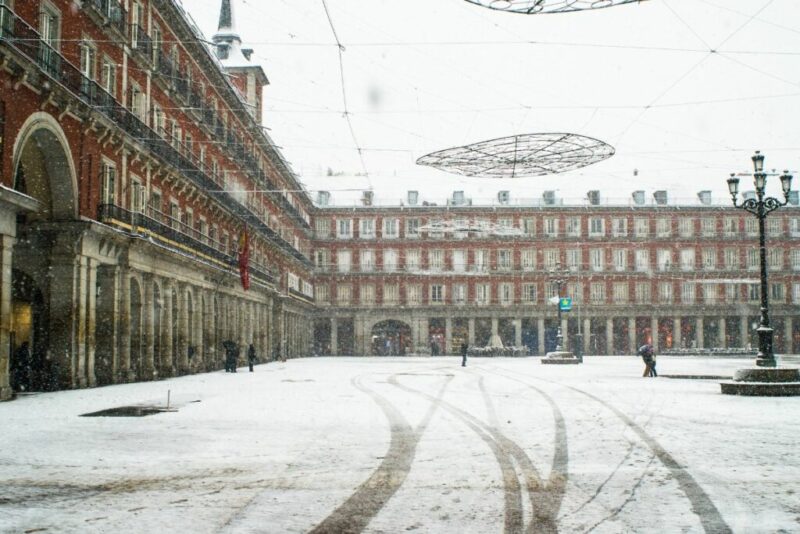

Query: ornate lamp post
[726,151,793,367]
[542,262,580,364]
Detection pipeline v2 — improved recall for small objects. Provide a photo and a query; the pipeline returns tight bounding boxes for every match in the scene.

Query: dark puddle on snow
[81,406,175,417]
[661,375,731,380]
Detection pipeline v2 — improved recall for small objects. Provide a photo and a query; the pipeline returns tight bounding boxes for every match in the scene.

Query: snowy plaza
[2,355,799,534]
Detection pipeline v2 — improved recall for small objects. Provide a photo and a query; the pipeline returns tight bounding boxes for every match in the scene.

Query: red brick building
[310,190,800,357]
[0,0,314,399]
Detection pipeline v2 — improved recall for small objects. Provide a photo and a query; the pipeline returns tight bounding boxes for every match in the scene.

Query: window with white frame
[678,218,694,237]
[748,284,759,301]
[793,282,800,303]
[499,283,514,306]
[406,218,420,238]
[453,284,466,304]
[567,282,582,301]
[590,282,606,304]
[657,249,672,271]
[337,219,352,239]
[791,249,800,271]
[768,248,783,270]
[429,218,444,238]
[100,160,116,205]
[745,218,758,236]
[544,249,559,270]
[769,282,786,302]
[361,284,375,305]
[635,249,650,272]
[680,248,696,271]
[612,217,628,237]
[315,284,329,304]
[452,249,466,272]
[635,282,651,303]
[430,284,445,304]
[699,217,715,237]
[40,2,61,50]
[406,284,422,305]
[790,218,800,237]
[130,178,145,213]
[702,249,717,270]
[475,283,490,305]
[360,249,375,272]
[314,249,328,271]
[497,249,512,271]
[544,217,559,237]
[566,249,581,272]
[475,219,490,237]
[725,283,739,302]
[545,282,559,301]
[523,218,536,235]
[337,249,351,273]
[383,284,399,305]
[613,249,627,272]
[429,249,444,271]
[382,218,399,238]
[767,218,782,236]
[656,218,671,237]
[406,249,421,271]
[336,284,352,305]
[522,283,538,303]
[287,273,300,292]
[315,218,331,238]
[681,282,696,304]
[566,217,581,237]
[498,218,513,231]
[723,217,738,237]
[590,249,604,272]
[453,218,468,240]
[746,248,759,270]
[701,283,716,303]
[383,249,398,272]
[101,56,116,98]
[659,282,673,303]
[521,249,536,271]
[612,282,628,303]
[589,217,605,237]
[474,249,489,272]
[634,218,649,238]
[360,218,375,239]
[724,248,739,270]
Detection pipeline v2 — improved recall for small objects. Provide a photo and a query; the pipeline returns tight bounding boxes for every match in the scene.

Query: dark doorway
[10,269,49,392]
[371,320,412,356]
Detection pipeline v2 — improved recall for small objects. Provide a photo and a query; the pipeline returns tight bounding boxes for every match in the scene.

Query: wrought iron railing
[86,0,128,36]
[131,24,152,60]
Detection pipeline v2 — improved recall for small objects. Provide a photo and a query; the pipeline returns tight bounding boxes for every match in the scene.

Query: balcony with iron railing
[0,5,310,266]
[85,0,128,37]
[130,24,152,63]
[98,203,276,285]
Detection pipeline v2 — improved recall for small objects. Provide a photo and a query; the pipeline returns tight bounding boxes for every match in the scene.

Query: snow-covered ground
[1,356,799,534]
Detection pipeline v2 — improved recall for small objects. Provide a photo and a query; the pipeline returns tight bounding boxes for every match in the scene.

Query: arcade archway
[370,320,412,356]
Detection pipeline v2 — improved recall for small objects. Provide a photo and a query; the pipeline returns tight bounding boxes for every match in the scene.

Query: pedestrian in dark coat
[223,340,238,372]
[461,342,468,367]
[248,343,257,372]
[638,344,656,377]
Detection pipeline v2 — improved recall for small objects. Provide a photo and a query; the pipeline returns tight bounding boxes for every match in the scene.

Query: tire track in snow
[478,372,569,534]
[309,372,452,534]
[389,373,528,534]
[502,370,732,534]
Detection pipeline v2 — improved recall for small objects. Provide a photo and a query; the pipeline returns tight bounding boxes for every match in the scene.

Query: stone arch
[12,112,78,221]
[370,319,413,356]
[129,277,143,380]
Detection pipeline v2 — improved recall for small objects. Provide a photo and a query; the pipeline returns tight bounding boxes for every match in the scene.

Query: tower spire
[217,0,235,33]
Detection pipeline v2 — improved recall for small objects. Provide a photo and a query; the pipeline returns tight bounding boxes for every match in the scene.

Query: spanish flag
[238,227,250,290]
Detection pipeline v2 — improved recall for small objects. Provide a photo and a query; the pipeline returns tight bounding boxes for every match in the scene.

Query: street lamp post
[551,262,568,352]
[726,151,793,368]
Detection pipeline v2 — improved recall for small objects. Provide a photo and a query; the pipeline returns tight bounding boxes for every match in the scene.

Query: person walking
[638,343,655,377]
[461,342,468,367]
[248,343,257,372]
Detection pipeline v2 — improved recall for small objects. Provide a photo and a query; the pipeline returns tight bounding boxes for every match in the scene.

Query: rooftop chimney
[653,190,668,205]
[697,190,712,205]
[632,190,645,205]
[362,190,373,206]
[587,190,601,205]
[542,190,556,205]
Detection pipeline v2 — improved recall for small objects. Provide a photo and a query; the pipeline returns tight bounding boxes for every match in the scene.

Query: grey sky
[184,0,800,205]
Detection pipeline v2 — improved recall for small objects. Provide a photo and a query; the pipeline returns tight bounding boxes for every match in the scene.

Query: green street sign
[559,297,572,311]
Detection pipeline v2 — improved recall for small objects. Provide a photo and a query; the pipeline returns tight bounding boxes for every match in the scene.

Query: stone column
[445,317,452,354]
[628,317,636,352]
[696,317,704,349]
[177,285,189,373]
[537,317,545,355]
[651,316,659,352]
[514,318,522,347]
[0,235,16,400]
[491,317,499,337]
[76,256,89,387]
[85,258,98,387]
[142,274,155,380]
[162,287,173,376]
[119,272,132,383]
[719,317,727,349]
[331,317,338,356]
[419,318,429,353]
[583,318,591,355]
[561,318,569,351]
[673,317,682,348]
[606,317,613,355]
[468,318,475,345]
[784,317,793,355]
